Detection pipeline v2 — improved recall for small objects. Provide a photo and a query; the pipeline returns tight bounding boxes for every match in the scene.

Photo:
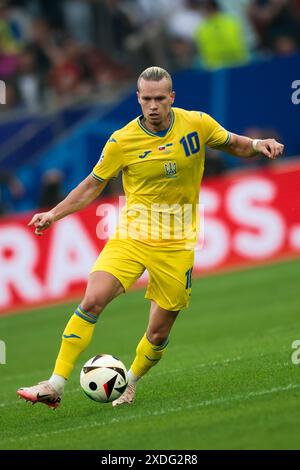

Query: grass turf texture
[0,258,299,450]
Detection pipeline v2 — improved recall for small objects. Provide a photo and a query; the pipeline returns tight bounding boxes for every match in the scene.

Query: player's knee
[147,331,169,346]
[80,294,108,316]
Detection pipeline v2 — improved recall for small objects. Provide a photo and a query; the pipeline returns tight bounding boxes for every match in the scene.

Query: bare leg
[146,300,179,345]
[81,270,125,316]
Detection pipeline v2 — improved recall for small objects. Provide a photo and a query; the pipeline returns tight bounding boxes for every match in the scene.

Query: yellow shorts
[90,238,194,311]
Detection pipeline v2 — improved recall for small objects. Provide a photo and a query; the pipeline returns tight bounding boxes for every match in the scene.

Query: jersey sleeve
[201,112,231,148]
[92,135,123,182]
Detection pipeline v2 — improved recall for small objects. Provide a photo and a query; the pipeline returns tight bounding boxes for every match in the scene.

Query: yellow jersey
[92,107,230,248]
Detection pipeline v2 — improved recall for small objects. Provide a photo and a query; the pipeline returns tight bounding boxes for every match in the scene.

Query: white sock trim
[127,370,140,385]
[49,374,66,394]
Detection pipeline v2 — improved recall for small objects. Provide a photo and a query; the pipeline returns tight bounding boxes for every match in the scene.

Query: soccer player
[17,67,284,408]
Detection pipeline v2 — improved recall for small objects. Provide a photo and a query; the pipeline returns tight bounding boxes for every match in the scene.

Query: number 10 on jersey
[180,132,200,157]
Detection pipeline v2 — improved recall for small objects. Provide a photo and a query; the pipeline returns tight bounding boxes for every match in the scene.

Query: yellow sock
[53,306,97,379]
[130,334,169,379]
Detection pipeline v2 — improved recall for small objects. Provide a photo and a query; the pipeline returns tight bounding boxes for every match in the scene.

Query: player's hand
[28,211,55,236]
[255,139,284,159]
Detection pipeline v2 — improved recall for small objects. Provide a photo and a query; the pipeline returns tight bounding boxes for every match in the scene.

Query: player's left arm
[218,133,284,160]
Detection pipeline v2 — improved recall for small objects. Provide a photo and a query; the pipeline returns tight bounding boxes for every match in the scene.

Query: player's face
[137,78,175,129]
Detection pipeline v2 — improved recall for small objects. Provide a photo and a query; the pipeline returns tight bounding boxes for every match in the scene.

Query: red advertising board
[1,161,300,314]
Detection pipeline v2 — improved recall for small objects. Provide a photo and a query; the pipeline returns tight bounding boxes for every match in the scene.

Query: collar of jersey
[137,109,175,138]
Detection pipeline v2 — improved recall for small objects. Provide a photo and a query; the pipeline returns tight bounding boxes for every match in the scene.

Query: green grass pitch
[1,258,300,450]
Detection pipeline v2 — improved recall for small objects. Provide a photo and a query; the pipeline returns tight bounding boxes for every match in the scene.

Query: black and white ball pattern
[80,354,128,403]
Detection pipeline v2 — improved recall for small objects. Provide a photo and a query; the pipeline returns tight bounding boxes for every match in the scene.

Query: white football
[80,354,128,403]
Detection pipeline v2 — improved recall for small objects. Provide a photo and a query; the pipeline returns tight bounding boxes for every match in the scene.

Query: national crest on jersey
[164,161,177,178]
[92,107,230,247]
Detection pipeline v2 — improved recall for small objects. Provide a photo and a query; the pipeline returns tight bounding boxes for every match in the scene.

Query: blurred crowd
[0,0,300,112]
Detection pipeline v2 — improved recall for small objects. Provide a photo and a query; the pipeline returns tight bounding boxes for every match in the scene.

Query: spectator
[27,17,55,78]
[273,35,299,56]
[0,0,21,55]
[63,0,93,46]
[4,0,32,45]
[0,45,19,78]
[218,0,257,51]
[0,1,21,80]
[167,0,204,42]
[194,0,249,70]
[16,46,41,111]
[169,36,197,70]
[166,0,204,70]
[248,0,300,54]
[118,0,174,70]
[48,43,90,106]
[93,0,137,62]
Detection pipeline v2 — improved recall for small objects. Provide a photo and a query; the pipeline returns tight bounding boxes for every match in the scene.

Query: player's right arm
[29,134,123,236]
[28,175,107,236]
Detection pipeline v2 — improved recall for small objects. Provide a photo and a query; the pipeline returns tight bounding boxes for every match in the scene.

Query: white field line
[2,382,300,446]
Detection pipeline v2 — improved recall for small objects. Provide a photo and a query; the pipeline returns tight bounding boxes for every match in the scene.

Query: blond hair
[137,66,173,91]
